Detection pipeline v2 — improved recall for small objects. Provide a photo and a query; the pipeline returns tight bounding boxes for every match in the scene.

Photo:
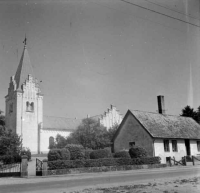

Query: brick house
[113,96,200,164]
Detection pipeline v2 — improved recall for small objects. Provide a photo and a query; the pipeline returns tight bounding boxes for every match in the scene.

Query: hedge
[65,144,85,160]
[90,149,112,159]
[0,155,21,164]
[48,148,70,161]
[113,151,130,158]
[129,146,147,158]
[48,157,161,170]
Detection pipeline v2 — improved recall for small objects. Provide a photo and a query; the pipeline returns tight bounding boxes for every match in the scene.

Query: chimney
[157,95,165,114]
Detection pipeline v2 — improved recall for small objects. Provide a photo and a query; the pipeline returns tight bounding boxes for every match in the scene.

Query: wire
[121,0,200,28]
[143,0,200,22]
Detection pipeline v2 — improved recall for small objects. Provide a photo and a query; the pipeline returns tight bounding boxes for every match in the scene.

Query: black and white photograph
[0,0,200,192]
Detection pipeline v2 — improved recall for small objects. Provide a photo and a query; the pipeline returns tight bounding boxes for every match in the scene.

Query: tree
[107,123,119,142]
[0,127,22,156]
[67,118,110,149]
[180,105,199,123]
[0,109,5,128]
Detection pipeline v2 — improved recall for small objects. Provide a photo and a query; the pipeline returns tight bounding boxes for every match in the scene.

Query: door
[185,139,190,156]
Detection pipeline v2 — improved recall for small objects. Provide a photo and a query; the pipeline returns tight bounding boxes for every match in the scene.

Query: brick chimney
[157,95,165,114]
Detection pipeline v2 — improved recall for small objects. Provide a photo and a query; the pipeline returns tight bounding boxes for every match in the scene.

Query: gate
[0,162,21,177]
[36,158,43,176]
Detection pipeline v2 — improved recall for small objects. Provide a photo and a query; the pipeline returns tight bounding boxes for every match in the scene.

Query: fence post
[169,157,172,167]
[184,156,187,166]
[42,159,48,176]
[192,156,195,166]
[21,155,28,177]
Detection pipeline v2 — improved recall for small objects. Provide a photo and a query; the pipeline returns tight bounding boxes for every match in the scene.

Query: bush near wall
[113,151,130,158]
[48,157,161,170]
[129,146,147,158]
[90,149,112,159]
[0,155,21,164]
[48,148,70,161]
[65,144,85,160]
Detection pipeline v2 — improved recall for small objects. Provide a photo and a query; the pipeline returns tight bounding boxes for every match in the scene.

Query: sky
[0,0,200,119]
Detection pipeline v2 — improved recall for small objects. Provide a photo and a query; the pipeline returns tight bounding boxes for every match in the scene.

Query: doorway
[185,139,190,156]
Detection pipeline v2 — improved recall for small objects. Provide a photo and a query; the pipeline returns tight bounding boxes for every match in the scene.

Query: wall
[190,140,200,156]
[40,129,71,153]
[100,105,122,129]
[114,113,153,155]
[154,139,186,164]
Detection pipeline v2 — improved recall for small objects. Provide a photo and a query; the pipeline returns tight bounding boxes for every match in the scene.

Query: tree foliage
[180,105,200,123]
[53,119,119,150]
[0,109,5,128]
[0,127,22,157]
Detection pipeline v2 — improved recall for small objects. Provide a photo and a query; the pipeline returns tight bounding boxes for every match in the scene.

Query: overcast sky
[0,0,200,118]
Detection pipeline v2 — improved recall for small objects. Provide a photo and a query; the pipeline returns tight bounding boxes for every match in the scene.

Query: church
[5,40,123,154]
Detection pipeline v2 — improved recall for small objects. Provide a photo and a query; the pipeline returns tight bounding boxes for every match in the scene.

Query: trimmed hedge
[48,157,161,170]
[48,148,70,161]
[84,149,93,160]
[65,144,85,160]
[90,149,112,159]
[113,151,130,158]
[129,146,147,158]
[0,155,21,164]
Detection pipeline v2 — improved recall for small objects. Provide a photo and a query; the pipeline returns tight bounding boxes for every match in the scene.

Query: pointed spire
[14,37,34,90]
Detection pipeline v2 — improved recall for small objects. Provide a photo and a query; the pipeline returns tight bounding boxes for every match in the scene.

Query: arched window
[30,102,34,111]
[26,102,30,111]
[49,136,55,149]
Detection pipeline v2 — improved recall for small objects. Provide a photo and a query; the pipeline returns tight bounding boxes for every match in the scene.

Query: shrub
[48,157,161,170]
[65,144,85,160]
[48,148,70,161]
[90,149,112,159]
[113,151,130,158]
[21,147,31,161]
[84,149,93,160]
[0,154,21,164]
[129,146,147,158]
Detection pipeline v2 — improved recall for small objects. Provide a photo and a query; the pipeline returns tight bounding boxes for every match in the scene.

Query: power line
[121,0,200,28]
[143,0,200,22]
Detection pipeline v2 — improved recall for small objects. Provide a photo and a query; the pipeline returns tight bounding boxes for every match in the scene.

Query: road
[0,166,200,193]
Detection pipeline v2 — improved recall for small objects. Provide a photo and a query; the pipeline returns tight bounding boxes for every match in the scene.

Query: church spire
[14,37,34,90]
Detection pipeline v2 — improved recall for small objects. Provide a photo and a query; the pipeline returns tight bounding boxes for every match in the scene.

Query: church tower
[5,39,43,154]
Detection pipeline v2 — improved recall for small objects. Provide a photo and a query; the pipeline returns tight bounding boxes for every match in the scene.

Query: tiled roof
[130,110,200,139]
[14,46,34,90]
[43,116,82,131]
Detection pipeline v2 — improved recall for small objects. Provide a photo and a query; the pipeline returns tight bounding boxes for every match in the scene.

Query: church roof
[42,116,82,131]
[14,45,34,90]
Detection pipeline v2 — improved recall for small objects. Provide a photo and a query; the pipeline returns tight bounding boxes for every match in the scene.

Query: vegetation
[180,105,200,124]
[65,144,85,160]
[21,147,32,161]
[51,119,119,150]
[129,146,147,158]
[113,150,130,158]
[48,157,161,170]
[90,149,112,159]
[48,148,70,161]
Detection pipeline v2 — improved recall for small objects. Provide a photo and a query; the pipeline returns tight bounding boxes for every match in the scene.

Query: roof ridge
[44,115,82,120]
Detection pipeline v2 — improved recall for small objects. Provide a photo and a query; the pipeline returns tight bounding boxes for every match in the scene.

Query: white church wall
[40,129,71,153]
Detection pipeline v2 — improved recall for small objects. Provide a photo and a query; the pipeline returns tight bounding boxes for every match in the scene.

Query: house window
[197,141,200,152]
[9,103,13,113]
[164,140,170,152]
[129,142,135,147]
[172,140,178,152]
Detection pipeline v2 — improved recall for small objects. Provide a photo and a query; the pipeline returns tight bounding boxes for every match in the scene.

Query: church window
[9,103,13,113]
[30,102,34,111]
[26,101,34,112]
[49,136,55,149]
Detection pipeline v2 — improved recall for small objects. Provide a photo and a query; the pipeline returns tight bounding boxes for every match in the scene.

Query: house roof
[42,116,82,132]
[114,110,200,140]
[14,45,34,90]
